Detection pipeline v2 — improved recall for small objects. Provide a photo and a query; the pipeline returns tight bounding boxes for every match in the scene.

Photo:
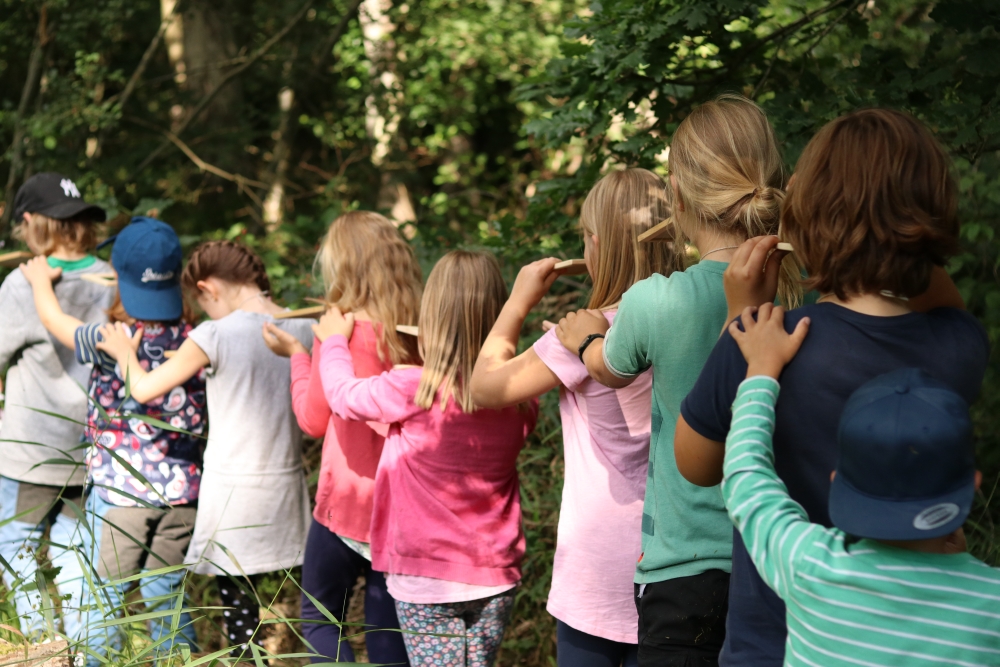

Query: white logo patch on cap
[913,503,960,531]
[60,179,81,198]
[141,268,175,283]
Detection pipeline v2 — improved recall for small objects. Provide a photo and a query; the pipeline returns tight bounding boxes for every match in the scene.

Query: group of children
[0,92,997,667]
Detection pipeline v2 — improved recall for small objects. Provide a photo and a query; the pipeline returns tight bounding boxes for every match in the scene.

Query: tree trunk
[263,54,297,233]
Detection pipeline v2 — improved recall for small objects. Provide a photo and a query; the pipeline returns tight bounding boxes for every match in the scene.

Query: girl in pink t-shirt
[262,211,420,665]
[471,169,682,666]
[314,250,538,667]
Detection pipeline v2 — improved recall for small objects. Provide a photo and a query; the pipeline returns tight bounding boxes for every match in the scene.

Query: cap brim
[117,277,183,322]
[36,200,106,223]
[829,474,974,540]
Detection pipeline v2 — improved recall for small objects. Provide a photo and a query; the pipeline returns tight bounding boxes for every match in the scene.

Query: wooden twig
[553,259,589,276]
[135,0,317,175]
[638,219,674,243]
[0,251,33,267]
[776,242,794,252]
[80,273,117,286]
[396,325,418,336]
[273,305,325,319]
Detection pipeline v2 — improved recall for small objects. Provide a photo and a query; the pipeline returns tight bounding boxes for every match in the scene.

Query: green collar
[47,255,97,272]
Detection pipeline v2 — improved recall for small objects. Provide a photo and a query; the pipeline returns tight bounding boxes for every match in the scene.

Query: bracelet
[578,333,605,364]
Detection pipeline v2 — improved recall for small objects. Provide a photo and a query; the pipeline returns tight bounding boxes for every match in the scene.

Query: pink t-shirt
[533,311,651,643]
[320,335,538,587]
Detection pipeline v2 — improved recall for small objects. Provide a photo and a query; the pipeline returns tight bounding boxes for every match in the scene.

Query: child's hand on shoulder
[313,306,355,343]
[262,322,309,357]
[96,322,142,363]
[556,308,609,353]
[728,303,809,380]
[509,258,560,315]
[723,236,790,321]
[19,256,61,288]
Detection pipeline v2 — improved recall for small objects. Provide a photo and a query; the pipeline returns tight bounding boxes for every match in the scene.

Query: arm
[720,304,817,597]
[472,258,562,408]
[556,310,634,389]
[908,265,965,312]
[20,257,80,350]
[290,344,332,438]
[674,416,726,487]
[96,322,208,403]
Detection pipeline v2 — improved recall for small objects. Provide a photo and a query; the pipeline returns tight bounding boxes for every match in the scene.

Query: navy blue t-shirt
[680,303,989,667]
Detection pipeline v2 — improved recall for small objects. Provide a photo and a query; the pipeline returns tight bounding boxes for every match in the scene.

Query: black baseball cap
[12,172,106,223]
[829,368,976,541]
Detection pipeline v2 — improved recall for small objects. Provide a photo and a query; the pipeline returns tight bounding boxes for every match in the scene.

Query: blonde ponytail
[669,95,802,307]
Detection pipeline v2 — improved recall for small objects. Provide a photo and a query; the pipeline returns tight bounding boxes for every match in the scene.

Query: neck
[226,284,283,316]
[817,291,911,316]
[877,534,961,555]
[48,245,88,262]
[690,228,744,263]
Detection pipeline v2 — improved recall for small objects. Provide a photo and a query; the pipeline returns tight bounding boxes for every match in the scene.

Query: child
[555,96,793,665]
[675,108,989,667]
[471,169,681,667]
[262,210,419,664]
[315,250,537,667]
[20,216,205,664]
[0,173,111,641]
[96,240,314,656]
[722,302,1000,665]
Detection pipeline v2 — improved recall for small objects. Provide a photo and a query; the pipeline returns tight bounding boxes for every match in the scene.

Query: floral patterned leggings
[394,591,516,667]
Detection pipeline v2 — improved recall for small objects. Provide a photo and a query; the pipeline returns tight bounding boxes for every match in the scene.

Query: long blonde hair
[415,250,507,413]
[669,94,802,307]
[581,168,684,309]
[316,211,422,364]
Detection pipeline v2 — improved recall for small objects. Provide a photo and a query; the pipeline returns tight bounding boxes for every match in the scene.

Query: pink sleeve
[319,335,421,425]
[533,327,591,391]
[290,341,331,438]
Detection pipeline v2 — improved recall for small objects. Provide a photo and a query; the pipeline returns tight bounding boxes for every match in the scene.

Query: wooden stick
[638,219,674,243]
[553,259,588,276]
[776,242,794,252]
[0,251,33,267]
[396,324,418,336]
[273,305,325,319]
[80,273,117,286]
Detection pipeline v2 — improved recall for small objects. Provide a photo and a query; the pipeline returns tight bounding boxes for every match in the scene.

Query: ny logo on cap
[60,179,81,198]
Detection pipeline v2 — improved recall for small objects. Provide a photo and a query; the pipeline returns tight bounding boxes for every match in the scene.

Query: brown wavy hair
[782,108,959,299]
[181,240,271,294]
[580,168,683,309]
[316,211,422,365]
[14,213,98,256]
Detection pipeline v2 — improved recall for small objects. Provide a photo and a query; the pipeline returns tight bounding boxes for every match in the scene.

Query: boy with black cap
[0,173,113,641]
[720,302,1000,666]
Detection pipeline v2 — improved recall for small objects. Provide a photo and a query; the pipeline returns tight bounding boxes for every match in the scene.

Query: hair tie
[752,187,760,198]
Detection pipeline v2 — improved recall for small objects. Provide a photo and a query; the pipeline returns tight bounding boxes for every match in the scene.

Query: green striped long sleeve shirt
[722,376,1000,666]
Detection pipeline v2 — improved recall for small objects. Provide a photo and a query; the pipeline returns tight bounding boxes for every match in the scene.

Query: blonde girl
[312,250,537,667]
[262,211,419,664]
[96,239,314,658]
[470,168,681,667]
[555,96,792,666]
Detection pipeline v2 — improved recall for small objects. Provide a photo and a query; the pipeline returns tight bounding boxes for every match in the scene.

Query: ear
[591,233,599,251]
[670,174,685,212]
[787,173,797,191]
[830,470,837,483]
[975,470,982,492]
[196,279,219,301]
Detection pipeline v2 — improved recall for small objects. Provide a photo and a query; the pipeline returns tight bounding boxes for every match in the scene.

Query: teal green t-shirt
[602,260,733,584]
[47,255,96,271]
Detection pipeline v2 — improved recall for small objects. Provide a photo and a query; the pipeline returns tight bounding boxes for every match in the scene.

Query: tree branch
[134,0,317,175]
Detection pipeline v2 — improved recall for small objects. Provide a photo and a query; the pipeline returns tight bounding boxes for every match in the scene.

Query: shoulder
[0,269,29,296]
[277,316,317,342]
[925,307,988,343]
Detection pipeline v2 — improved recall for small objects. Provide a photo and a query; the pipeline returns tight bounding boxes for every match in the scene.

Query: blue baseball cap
[106,216,183,321]
[829,368,975,541]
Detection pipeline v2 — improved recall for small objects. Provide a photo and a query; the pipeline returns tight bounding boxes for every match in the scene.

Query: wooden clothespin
[0,251,33,267]
[553,259,588,276]
[396,325,418,336]
[80,273,117,286]
[273,305,326,320]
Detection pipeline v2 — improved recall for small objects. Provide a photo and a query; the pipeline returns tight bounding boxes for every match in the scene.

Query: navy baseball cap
[829,368,976,541]
[106,217,183,321]
[13,173,106,222]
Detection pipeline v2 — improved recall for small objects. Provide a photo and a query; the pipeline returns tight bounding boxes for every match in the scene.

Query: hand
[262,322,309,357]
[943,527,967,554]
[313,306,355,343]
[508,258,560,317]
[541,320,556,332]
[95,322,142,364]
[723,236,790,322]
[555,308,609,354]
[19,256,61,288]
[728,303,809,379]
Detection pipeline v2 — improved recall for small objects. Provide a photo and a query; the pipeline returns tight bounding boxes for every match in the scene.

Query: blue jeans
[0,476,88,641]
[79,493,198,666]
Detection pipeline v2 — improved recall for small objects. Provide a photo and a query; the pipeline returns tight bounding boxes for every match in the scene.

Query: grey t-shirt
[0,260,115,485]
[188,310,314,473]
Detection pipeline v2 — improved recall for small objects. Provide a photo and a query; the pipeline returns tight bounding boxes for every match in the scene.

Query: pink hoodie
[320,334,538,586]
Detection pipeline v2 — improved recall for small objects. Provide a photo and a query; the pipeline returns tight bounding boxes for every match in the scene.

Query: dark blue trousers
[557,620,639,667]
[300,519,408,665]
